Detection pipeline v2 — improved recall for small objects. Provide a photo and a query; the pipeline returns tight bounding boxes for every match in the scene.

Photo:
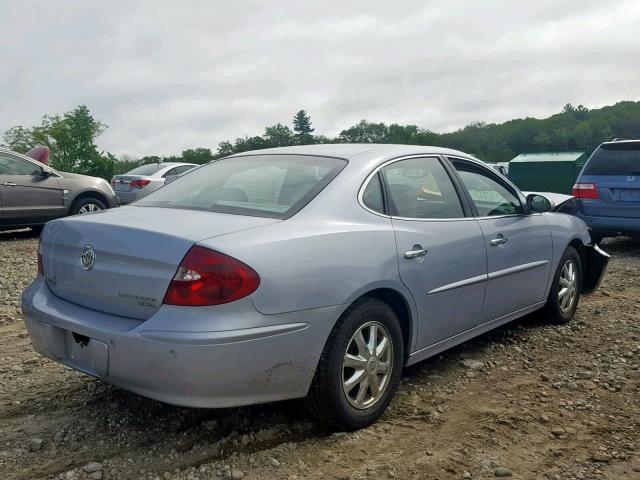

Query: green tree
[3,105,111,177]
[292,110,314,145]
[264,123,294,147]
[181,147,215,164]
[216,141,235,157]
[339,120,389,143]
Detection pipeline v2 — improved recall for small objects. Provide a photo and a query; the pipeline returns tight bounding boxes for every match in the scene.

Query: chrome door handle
[2,182,17,187]
[404,247,428,259]
[490,237,508,246]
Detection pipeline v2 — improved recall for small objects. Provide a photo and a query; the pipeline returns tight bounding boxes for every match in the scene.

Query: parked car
[0,147,117,231]
[111,162,197,204]
[23,144,608,430]
[574,139,640,241]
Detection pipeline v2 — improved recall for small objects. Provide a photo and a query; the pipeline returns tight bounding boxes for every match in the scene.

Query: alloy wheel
[78,203,102,214]
[342,321,393,409]
[558,259,578,313]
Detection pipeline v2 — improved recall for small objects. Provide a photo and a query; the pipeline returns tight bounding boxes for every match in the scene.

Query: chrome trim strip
[427,273,488,294]
[357,153,534,222]
[445,155,528,206]
[357,154,475,221]
[487,260,550,280]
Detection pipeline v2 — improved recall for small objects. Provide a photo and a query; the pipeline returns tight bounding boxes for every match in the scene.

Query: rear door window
[162,168,178,178]
[583,143,640,175]
[381,157,464,218]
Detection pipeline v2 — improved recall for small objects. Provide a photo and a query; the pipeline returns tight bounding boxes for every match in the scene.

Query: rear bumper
[576,212,640,236]
[21,277,340,408]
[581,243,610,295]
[114,191,140,205]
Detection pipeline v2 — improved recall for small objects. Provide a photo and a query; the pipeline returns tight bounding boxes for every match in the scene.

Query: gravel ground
[0,229,638,480]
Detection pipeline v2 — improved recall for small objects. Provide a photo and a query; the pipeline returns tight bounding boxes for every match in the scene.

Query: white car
[111,162,197,204]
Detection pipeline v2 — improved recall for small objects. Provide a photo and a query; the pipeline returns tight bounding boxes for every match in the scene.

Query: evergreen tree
[292,110,315,145]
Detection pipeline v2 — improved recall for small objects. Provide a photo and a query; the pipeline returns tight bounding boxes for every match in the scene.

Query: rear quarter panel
[542,212,591,295]
[199,212,404,315]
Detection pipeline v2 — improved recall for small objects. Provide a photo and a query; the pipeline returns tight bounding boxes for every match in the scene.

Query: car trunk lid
[41,207,279,320]
[111,175,152,192]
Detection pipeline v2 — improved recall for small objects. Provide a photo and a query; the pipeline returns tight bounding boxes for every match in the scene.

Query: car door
[376,156,488,350]
[448,157,553,321]
[0,152,65,225]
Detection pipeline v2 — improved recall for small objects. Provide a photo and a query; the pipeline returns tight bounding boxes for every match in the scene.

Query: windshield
[125,163,167,176]
[583,143,640,175]
[134,154,347,219]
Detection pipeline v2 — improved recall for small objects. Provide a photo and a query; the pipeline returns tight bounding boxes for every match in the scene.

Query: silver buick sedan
[22,144,608,430]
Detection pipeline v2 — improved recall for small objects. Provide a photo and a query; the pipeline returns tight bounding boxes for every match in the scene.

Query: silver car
[0,147,117,230]
[22,145,608,430]
[111,162,197,204]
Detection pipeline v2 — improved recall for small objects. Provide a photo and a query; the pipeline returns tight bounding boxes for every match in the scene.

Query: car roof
[144,162,196,172]
[227,143,477,164]
[154,162,195,167]
[601,139,640,146]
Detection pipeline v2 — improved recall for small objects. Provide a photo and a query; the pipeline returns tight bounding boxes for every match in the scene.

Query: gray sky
[1,0,639,157]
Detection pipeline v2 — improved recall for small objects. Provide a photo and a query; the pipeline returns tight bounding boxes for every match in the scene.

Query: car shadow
[0,228,40,240]
[599,236,640,256]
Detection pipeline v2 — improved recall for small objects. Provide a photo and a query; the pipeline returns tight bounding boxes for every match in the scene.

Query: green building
[508,151,588,194]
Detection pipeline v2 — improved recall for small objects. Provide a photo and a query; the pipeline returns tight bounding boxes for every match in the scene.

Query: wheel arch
[341,283,417,364]
[69,190,111,212]
[569,237,586,265]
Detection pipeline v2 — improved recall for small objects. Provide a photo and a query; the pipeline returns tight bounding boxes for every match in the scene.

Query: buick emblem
[80,245,96,271]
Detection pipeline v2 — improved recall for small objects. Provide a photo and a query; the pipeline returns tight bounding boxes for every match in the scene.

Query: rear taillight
[110,178,116,187]
[163,246,260,306]
[130,179,151,189]
[572,182,600,199]
[37,236,44,276]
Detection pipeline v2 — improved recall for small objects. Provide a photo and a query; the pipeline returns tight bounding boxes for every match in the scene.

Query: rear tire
[71,197,106,216]
[541,246,582,324]
[307,297,404,431]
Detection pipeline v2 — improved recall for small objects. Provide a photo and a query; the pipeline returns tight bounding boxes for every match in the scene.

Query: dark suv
[0,147,118,231]
[574,140,640,241]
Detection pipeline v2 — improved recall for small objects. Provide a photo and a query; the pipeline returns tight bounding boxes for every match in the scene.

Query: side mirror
[35,167,52,178]
[526,194,552,213]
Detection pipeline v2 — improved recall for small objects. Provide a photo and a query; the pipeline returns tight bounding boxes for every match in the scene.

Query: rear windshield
[134,154,347,219]
[125,163,166,176]
[583,143,640,175]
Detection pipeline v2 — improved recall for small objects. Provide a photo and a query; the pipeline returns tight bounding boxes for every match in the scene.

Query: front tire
[542,246,582,324]
[307,297,404,431]
[71,197,106,216]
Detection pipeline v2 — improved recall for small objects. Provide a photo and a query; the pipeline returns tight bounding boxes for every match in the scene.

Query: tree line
[3,101,640,180]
